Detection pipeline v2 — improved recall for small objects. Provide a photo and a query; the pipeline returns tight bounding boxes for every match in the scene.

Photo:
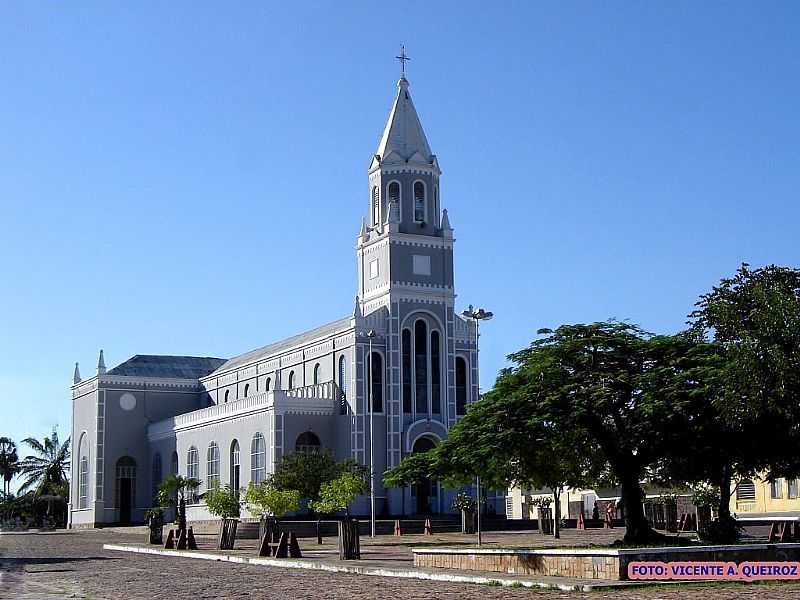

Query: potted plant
[531,496,553,535]
[143,507,164,544]
[309,471,367,560]
[244,479,301,552]
[452,492,476,534]
[205,482,241,550]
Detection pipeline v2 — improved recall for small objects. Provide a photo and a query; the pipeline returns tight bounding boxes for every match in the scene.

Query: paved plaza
[3,528,800,599]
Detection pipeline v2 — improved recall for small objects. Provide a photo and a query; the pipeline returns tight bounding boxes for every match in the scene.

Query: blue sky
[1,2,798,482]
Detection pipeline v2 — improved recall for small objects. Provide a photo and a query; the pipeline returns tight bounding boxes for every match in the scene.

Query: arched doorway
[115,456,137,524]
[295,431,321,454]
[411,437,438,515]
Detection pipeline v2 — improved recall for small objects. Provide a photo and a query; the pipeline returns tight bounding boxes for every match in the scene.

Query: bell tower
[357,56,454,316]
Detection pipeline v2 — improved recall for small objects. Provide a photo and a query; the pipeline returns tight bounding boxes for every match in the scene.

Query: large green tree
[688,263,800,524]
[387,322,722,544]
[272,450,368,505]
[17,429,70,495]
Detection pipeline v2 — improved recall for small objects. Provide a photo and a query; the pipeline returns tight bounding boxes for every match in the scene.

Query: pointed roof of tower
[372,77,435,169]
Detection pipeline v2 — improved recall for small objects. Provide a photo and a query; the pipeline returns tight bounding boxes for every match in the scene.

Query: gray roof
[209,316,352,376]
[107,355,226,379]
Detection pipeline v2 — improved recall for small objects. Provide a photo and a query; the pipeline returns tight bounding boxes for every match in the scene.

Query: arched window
[456,357,468,416]
[265,377,272,392]
[388,181,400,205]
[171,451,178,475]
[371,185,380,225]
[414,181,425,222]
[415,320,428,414]
[186,447,199,503]
[313,363,321,385]
[288,371,295,390]
[431,331,441,414]
[296,431,321,453]
[402,329,412,413]
[77,433,89,509]
[206,442,220,491]
[151,452,162,503]
[224,389,230,403]
[250,433,266,484]
[737,479,756,501]
[244,383,250,398]
[369,352,383,413]
[230,440,240,493]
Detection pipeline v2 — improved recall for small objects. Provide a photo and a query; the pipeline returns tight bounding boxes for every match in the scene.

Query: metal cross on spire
[396,44,410,78]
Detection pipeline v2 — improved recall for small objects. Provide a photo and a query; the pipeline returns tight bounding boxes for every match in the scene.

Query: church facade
[68,72,481,528]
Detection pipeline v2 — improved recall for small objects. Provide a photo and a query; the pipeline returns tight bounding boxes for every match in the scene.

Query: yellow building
[731,476,800,517]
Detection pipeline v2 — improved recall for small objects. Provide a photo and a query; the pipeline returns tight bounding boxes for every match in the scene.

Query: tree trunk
[717,464,733,523]
[178,495,187,532]
[553,489,561,539]
[338,518,360,560]
[620,471,655,544]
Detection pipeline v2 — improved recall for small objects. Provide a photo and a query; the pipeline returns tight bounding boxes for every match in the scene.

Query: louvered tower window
[372,186,380,225]
[414,181,425,222]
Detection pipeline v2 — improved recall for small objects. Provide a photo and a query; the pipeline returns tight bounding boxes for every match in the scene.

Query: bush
[205,483,241,520]
[698,516,742,544]
[244,480,301,519]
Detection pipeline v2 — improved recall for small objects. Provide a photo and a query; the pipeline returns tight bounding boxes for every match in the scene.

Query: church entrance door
[119,479,132,524]
[115,456,137,525]
[411,437,438,515]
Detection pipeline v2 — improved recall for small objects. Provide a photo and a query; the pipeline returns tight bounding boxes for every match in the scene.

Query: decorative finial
[73,362,81,384]
[441,208,452,231]
[97,349,106,375]
[352,295,363,319]
[359,218,368,242]
[396,44,410,79]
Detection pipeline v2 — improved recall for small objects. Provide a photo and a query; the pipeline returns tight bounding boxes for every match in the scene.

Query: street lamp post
[461,305,493,547]
[366,329,377,538]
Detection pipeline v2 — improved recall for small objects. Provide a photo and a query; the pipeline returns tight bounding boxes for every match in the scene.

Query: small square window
[412,254,431,276]
[369,259,379,279]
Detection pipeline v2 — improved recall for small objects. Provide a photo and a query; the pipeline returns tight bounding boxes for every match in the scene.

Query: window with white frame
[771,478,783,499]
[789,478,799,499]
[206,442,220,491]
[79,456,89,509]
[369,259,379,279]
[186,447,199,503]
[251,433,266,484]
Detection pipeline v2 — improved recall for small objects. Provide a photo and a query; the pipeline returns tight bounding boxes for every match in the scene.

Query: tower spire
[97,349,106,375]
[73,362,81,384]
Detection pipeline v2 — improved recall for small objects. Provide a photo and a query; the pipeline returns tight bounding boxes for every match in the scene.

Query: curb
[102,544,600,591]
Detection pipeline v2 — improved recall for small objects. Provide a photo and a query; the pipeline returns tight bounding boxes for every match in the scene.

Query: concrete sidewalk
[103,540,648,592]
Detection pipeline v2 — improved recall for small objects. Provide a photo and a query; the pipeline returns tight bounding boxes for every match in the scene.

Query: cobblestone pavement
[3,529,800,599]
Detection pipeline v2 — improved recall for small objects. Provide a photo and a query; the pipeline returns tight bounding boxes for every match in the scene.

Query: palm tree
[0,437,18,496]
[17,429,70,495]
[158,474,200,532]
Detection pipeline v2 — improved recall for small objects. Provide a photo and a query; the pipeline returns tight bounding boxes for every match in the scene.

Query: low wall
[413,543,800,581]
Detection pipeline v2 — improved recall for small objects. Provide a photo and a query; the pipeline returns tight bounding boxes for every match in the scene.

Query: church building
[69,65,481,527]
